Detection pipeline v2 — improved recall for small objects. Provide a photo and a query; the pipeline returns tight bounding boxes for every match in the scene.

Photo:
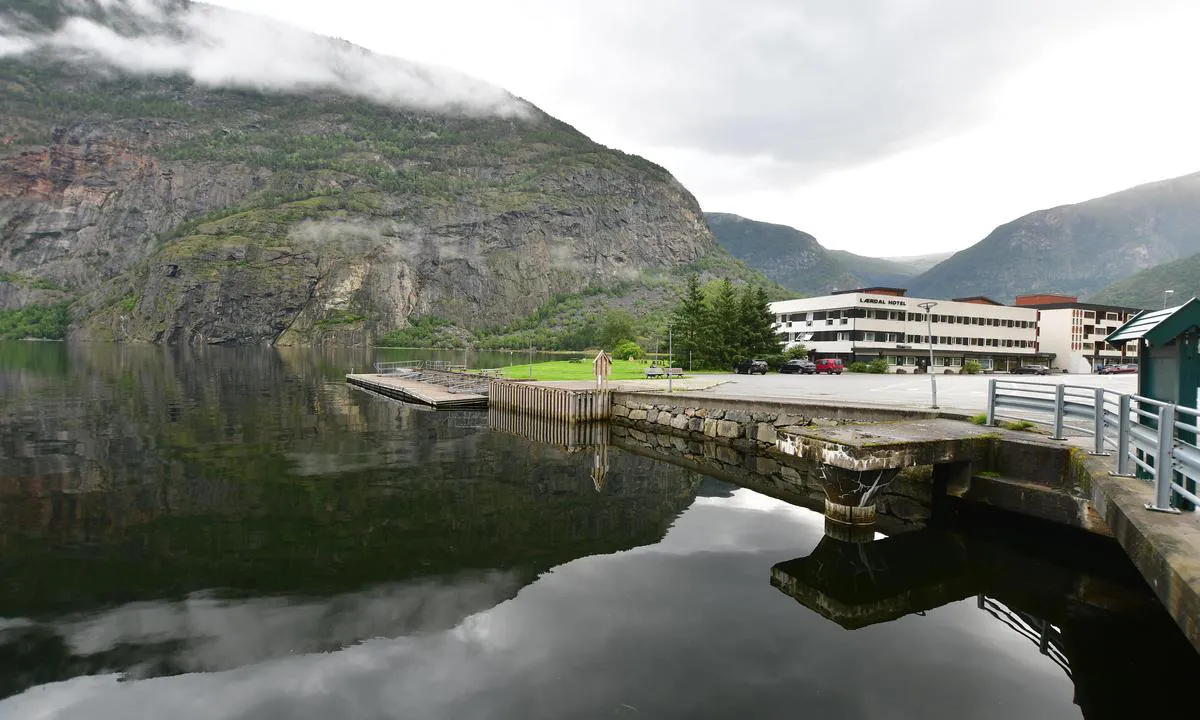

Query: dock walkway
[346,373,487,409]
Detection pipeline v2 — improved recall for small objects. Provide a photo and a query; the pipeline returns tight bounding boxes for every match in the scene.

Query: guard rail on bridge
[986,379,1200,513]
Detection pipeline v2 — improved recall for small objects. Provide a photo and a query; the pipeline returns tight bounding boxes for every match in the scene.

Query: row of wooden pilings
[487,380,612,422]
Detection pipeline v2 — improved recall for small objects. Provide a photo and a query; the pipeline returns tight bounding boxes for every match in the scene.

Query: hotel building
[770,287,1044,373]
[1014,294,1142,373]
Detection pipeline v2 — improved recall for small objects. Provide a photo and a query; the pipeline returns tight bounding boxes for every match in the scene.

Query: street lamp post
[667,324,674,393]
[1163,289,1175,310]
[917,301,939,409]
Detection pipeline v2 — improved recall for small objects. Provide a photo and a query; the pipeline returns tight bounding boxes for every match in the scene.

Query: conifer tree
[671,273,708,369]
[710,278,741,369]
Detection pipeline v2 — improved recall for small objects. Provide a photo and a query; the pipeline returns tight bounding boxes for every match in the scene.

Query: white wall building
[1014,294,1142,373]
[769,287,1043,373]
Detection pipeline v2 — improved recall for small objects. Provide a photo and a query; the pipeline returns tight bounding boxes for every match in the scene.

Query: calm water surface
[0,342,1196,719]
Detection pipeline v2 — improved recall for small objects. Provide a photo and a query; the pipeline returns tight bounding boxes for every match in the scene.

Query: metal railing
[987,378,1200,514]
[978,595,1071,678]
[370,361,490,394]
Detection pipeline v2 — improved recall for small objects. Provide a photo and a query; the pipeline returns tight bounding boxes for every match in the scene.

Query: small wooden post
[592,350,613,389]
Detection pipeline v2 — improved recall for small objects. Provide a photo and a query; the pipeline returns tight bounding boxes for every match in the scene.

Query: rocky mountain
[0,0,732,345]
[704,212,944,294]
[908,171,1200,303]
[1090,251,1200,309]
[704,213,859,294]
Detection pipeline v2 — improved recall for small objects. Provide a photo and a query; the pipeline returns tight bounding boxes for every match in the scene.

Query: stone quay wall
[609,392,945,453]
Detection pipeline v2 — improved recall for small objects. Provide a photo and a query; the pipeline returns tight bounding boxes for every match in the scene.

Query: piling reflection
[487,409,612,490]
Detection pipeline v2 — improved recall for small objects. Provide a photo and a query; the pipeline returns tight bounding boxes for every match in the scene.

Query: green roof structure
[1106,298,1200,346]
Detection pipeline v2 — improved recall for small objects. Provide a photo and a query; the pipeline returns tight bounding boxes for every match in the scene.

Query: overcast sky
[144,1,1200,254]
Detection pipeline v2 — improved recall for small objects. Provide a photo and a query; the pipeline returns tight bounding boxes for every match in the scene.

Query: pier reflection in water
[604,418,1200,720]
[3,342,1199,720]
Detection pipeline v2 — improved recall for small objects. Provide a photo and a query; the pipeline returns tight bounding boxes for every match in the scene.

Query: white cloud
[205,0,1200,255]
[0,0,528,117]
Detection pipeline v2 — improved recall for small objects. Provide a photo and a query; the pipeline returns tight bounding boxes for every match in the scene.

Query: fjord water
[0,343,1196,719]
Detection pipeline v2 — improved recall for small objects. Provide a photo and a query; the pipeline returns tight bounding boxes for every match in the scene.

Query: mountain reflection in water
[0,342,1197,720]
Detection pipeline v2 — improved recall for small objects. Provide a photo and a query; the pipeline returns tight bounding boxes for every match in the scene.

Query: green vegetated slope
[909,171,1200,302]
[0,0,760,346]
[705,212,860,294]
[704,212,949,295]
[1090,251,1200,308]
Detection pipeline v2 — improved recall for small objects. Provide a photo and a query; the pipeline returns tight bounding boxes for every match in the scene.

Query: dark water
[0,342,1196,719]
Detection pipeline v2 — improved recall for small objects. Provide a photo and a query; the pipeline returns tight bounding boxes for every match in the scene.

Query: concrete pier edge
[1083,454,1200,654]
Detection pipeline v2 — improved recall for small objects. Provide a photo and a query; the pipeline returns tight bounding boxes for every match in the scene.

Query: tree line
[669,275,783,370]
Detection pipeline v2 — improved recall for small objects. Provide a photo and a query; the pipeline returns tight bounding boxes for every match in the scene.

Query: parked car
[814,358,845,375]
[734,358,768,375]
[1098,363,1138,375]
[779,359,816,374]
[1012,364,1050,375]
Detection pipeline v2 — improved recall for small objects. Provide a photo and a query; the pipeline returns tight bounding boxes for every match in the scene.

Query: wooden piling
[487,380,611,423]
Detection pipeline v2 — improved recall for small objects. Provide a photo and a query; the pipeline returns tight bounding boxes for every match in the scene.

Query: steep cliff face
[0,3,719,344]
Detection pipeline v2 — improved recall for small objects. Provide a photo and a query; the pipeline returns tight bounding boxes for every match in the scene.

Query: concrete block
[755,423,777,445]
[611,405,630,418]
[774,414,806,428]
[628,409,648,421]
[717,420,741,438]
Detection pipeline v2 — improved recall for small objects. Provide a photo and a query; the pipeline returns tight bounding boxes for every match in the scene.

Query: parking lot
[673,371,1139,414]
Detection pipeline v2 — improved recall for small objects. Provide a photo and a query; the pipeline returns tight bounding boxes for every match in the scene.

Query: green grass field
[488,359,711,381]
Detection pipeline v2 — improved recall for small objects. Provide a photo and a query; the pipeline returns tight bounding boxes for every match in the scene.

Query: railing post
[986,378,997,426]
[1091,387,1108,455]
[1051,384,1066,440]
[1146,404,1180,513]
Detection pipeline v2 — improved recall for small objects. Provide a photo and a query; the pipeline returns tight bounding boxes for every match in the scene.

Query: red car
[1098,363,1138,375]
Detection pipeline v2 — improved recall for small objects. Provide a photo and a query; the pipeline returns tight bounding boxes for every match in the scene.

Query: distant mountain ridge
[1090,251,1200,309]
[704,213,938,295]
[908,171,1200,303]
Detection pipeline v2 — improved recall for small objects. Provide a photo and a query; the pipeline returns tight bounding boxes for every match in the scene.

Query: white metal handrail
[987,379,1199,514]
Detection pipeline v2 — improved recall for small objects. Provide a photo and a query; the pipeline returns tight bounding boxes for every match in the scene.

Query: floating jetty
[346,372,488,409]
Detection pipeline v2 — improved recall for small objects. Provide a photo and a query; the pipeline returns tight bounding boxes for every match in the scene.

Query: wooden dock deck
[346,373,488,409]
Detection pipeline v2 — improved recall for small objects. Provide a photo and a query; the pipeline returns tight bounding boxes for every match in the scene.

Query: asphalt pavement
[668,371,1139,414]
